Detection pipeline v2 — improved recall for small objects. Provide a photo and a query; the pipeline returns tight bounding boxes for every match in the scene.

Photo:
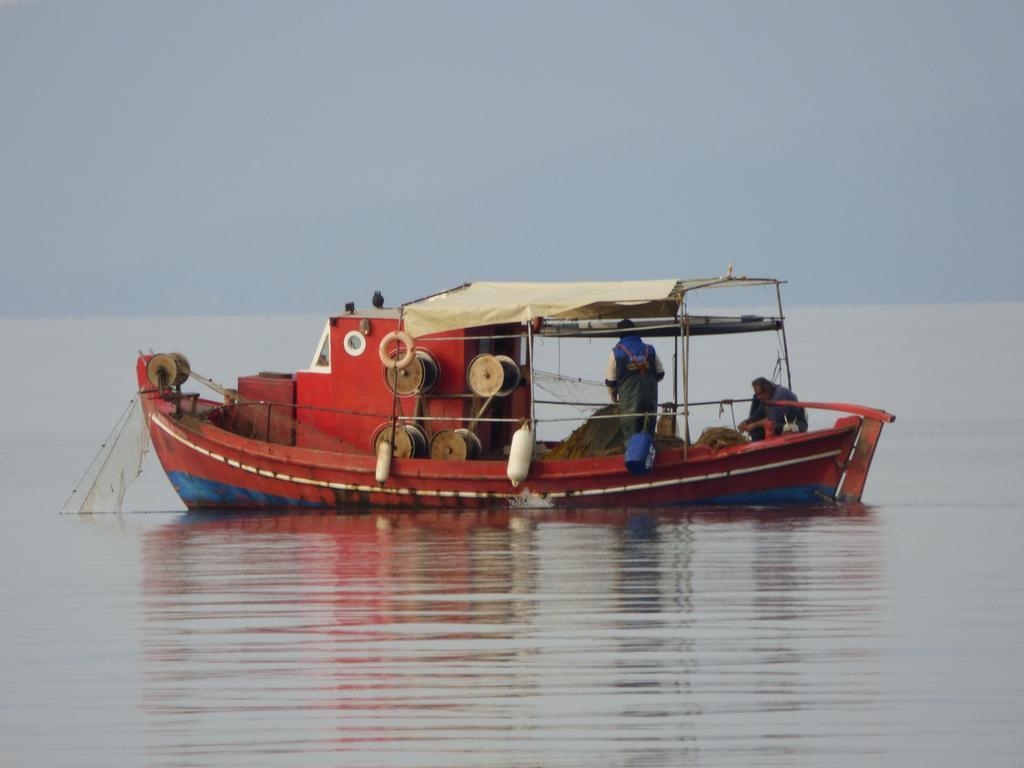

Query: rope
[188,370,234,398]
[208,392,755,427]
[534,369,605,388]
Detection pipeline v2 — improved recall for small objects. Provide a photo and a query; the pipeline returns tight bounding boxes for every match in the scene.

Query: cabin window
[316,336,330,366]
[309,323,331,370]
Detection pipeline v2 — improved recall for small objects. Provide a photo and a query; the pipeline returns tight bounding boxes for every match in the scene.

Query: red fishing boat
[134,277,894,511]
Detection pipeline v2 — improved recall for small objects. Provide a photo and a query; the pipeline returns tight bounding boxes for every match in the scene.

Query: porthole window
[343,330,367,356]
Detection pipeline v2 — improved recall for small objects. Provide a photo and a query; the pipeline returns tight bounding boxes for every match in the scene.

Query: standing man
[605,319,665,442]
[738,376,808,440]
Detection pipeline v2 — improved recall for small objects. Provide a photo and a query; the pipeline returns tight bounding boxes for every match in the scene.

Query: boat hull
[140,391,862,512]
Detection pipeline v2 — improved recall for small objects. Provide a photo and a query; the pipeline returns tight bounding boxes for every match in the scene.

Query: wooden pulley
[466,354,521,397]
[146,351,192,389]
[170,352,191,386]
[371,422,427,459]
[429,429,481,461]
[383,349,440,396]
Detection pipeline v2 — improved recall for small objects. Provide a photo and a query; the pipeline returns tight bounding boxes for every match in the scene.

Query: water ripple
[133,508,907,767]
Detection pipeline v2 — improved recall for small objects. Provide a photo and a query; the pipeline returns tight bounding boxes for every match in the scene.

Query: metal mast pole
[673,328,679,412]
[527,318,537,435]
[680,296,689,458]
[775,282,792,389]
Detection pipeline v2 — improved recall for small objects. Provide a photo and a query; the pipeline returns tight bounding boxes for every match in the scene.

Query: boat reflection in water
[141,506,880,767]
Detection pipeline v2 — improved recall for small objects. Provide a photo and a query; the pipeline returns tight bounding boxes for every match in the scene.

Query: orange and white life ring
[378,330,416,370]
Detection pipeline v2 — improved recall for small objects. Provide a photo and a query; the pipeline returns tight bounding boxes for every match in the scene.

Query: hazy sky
[2,0,1021,315]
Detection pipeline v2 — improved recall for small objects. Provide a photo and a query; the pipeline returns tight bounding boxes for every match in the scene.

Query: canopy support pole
[776,282,792,389]
[672,330,679,413]
[389,313,403,451]
[527,318,537,439]
[680,298,690,459]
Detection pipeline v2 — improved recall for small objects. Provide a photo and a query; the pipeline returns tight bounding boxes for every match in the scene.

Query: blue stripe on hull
[695,483,834,505]
[168,472,329,510]
[168,472,835,512]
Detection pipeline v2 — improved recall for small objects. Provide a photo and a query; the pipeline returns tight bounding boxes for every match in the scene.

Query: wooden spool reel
[429,429,482,461]
[371,422,428,459]
[384,349,440,396]
[146,352,191,389]
[466,354,521,397]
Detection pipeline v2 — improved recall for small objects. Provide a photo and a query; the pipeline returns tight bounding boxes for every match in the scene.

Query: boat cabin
[231,308,531,460]
[225,278,790,462]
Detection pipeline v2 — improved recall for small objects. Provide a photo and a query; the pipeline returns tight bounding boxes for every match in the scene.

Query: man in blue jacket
[605,319,665,442]
[738,377,808,440]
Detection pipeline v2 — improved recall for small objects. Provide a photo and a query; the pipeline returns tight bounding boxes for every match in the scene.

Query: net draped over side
[62,397,151,514]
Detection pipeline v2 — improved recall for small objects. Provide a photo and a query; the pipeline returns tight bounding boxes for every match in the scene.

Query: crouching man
[738,376,808,441]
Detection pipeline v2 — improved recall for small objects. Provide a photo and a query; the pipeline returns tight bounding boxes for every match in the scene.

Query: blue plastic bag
[625,432,656,475]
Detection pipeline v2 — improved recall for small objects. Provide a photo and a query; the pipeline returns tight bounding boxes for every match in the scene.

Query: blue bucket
[625,432,656,475]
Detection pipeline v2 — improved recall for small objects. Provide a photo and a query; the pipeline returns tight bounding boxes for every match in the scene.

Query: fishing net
[532,369,609,414]
[694,426,749,450]
[545,404,687,460]
[62,397,150,514]
[545,404,624,460]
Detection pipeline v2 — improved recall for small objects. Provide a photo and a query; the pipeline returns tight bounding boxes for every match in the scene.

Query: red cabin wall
[293,316,530,456]
[235,373,296,445]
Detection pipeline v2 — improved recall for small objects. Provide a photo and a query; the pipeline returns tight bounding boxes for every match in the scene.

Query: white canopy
[401,278,779,337]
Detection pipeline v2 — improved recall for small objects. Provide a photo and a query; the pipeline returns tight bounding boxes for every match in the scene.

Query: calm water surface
[1,306,1022,767]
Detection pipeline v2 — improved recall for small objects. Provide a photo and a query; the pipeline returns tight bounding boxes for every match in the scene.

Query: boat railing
[195,395,894,451]
[767,400,895,424]
[213,396,896,427]
[218,397,662,426]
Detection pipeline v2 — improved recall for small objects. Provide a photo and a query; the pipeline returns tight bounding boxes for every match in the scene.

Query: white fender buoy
[375,440,392,485]
[507,422,534,487]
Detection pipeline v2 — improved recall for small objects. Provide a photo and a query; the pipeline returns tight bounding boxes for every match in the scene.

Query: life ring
[378,330,416,370]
